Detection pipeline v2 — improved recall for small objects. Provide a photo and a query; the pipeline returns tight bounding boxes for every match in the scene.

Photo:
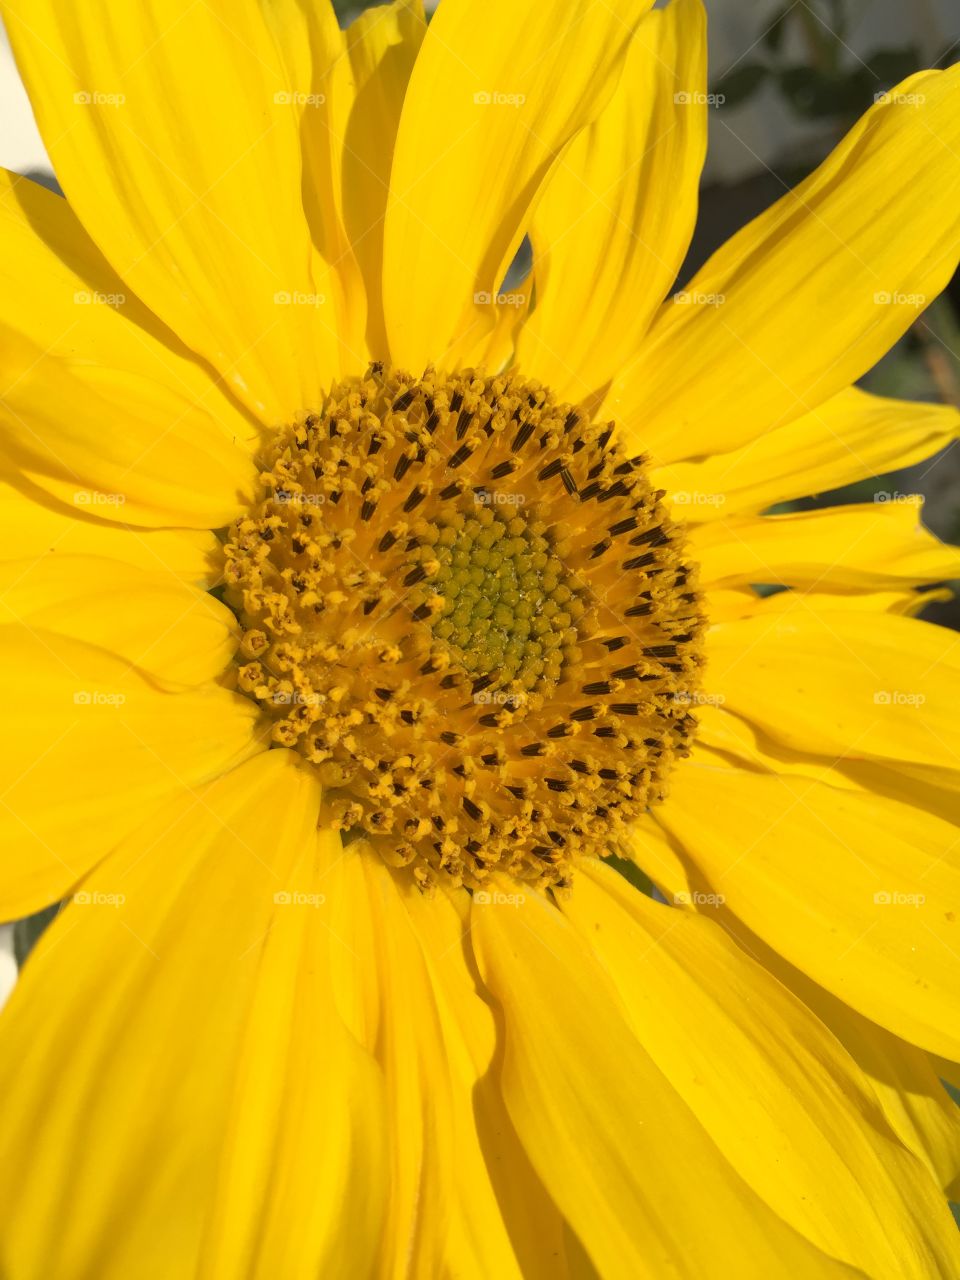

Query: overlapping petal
[4,0,340,422]
[472,884,865,1279]
[0,753,388,1280]
[382,0,653,368]
[561,860,960,1275]
[705,610,960,773]
[654,387,960,521]
[694,501,960,592]
[612,68,960,462]
[0,625,261,919]
[517,0,707,403]
[0,166,259,448]
[656,760,960,1059]
[0,326,256,528]
[0,477,217,583]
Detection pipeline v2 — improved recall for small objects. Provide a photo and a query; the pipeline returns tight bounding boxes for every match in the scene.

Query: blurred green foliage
[712,0,955,127]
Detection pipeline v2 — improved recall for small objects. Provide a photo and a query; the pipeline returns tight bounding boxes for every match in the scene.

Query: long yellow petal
[564,860,960,1276]
[0,625,261,918]
[0,326,256,529]
[705,610,960,773]
[197,823,387,1280]
[655,386,960,518]
[382,0,652,369]
[0,166,258,451]
[0,753,385,1280]
[694,501,960,591]
[613,67,960,461]
[337,1,426,360]
[262,0,370,372]
[774,957,960,1196]
[517,0,707,403]
[656,761,960,1059]
[472,885,864,1278]
[0,554,236,686]
[4,0,339,423]
[0,477,217,584]
[331,845,455,1279]
[402,876,600,1279]
[693,702,867,792]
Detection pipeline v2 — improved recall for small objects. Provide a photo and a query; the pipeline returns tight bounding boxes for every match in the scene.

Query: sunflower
[1,0,960,1274]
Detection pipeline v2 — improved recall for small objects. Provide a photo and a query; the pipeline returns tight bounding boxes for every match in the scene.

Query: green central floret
[428,504,576,692]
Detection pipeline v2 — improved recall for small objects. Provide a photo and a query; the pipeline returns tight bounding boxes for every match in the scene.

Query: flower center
[426,508,573,697]
[223,364,704,891]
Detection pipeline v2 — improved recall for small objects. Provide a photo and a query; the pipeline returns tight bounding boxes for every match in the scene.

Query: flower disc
[224,364,705,889]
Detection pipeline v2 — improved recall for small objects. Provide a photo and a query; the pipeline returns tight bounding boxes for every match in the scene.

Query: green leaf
[777,65,877,120]
[867,45,921,88]
[827,0,848,43]
[763,4,794,54]
[712,63,769,109]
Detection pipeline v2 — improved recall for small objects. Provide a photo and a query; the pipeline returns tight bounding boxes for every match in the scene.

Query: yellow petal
[326,845,455,1278]
[0,477,217,583]
[622,810,695,903]
[197,827,387,1280]
[656,762,960,1058]
[517,0,707,403]
[774,959,960,1196]
[692,696,960,811]
[402,878,580,1279]
[0,753,384,1280]
[0,166,258,450]
[694,501,960,591]
[328,850,569,1276]
[4,0,338,422]
[848,1037,960,1200]
[564,860,960,1275]
[382,0,652,369]
[0,625,261,918]
[705,610,960,772]
[0,326,256,528]
[656,386,960,517]
[722,586,951,621]
[670,844,960,1199]
[262,0,372,372]
[337,1,426,360]
[0,555,236,686]
[472,283,532,374]
[472,884,864,1278]
[694,703,866,793]
[613,67,960,462]
[703,910,960,1199]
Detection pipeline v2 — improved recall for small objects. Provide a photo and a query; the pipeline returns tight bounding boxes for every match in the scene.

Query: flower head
[1,0,960,1276]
